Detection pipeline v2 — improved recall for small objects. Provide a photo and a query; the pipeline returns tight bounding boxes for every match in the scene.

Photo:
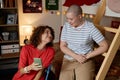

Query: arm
[34,48,55,80]
[18,46,42,75]
[60,41,87,63]
[34,68,45,80]
[19,63,42,75]
[60,41,77,59]
[86,39,108,59]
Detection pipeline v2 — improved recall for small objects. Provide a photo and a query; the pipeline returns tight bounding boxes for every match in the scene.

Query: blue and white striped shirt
[61,21,104,60]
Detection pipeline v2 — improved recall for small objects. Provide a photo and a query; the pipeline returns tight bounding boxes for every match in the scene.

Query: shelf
[0,0,19,60]
[0,52,19,60]
[0,24,18,27]
[0,53,19,70]
[0,7,17,10]
[0,62,18,70]
[0,40,19,44]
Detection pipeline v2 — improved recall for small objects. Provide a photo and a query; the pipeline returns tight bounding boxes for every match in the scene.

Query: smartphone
[34,58,42,67]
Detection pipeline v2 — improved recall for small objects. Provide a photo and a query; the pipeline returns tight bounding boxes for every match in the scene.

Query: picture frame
[23,0,42,13]
[45,0,59,10]
[7,14,17,24]
[111,21,120,28]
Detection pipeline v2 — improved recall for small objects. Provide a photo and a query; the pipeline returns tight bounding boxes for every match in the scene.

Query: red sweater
[13,44,55,80]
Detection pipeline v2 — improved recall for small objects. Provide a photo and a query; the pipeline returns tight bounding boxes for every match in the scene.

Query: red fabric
[12,44,55,80]
[63,0,100,7]
[84,0,100,5]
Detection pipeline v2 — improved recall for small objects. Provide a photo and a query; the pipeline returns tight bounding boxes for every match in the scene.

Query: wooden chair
[93,0,120,80]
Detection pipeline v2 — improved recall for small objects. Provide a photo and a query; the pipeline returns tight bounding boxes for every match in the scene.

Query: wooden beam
[96,26,120,80]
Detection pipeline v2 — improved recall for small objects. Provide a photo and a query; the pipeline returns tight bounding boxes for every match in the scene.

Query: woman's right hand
[29,62,42,71]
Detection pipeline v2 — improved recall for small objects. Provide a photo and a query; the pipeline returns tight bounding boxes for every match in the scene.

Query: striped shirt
[61,21,104,60]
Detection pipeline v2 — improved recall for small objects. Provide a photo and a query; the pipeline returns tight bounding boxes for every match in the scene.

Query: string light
[82,13,85,17]
[85,14,89,18]
[56,11,60,15]
[38,7,42,11]
[27,0,31,4]
[82,13,94,19]
[63,10,66,15]
[89,14,94,18]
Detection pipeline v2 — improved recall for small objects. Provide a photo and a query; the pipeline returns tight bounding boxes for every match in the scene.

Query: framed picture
[45,0,59,10]
[7,14,17,24]
[111,21,120,28]
[23,0,42,13]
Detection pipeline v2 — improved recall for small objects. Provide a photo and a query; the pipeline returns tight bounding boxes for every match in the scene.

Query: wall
[18,0,120,46]
[18,0,62,45]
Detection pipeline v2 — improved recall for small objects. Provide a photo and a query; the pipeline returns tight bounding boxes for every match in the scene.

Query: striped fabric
[61,21,104,60]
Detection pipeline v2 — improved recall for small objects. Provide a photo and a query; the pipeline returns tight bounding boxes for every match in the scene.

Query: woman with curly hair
[13,25,55,80]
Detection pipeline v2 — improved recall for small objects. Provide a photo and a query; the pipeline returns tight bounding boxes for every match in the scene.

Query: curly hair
[29,25,55,47]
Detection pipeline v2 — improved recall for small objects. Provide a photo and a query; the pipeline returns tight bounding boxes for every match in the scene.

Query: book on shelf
[4,0,17,7]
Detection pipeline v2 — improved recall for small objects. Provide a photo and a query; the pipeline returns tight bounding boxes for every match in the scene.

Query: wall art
[23,0,42,13]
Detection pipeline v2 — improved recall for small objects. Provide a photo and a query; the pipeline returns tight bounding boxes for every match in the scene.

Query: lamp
[21,25,33,44]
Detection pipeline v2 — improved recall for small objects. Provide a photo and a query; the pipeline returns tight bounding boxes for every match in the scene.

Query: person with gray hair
[59,4,108,80]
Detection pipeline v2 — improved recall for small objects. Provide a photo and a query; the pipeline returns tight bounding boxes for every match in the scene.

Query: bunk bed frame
[93,0,120,80]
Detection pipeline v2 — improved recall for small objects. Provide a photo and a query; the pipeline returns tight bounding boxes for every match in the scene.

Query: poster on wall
[23,0,42,13]
[45,0,59,10]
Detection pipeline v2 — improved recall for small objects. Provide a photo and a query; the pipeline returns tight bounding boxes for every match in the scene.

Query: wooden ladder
[93,0,120,80]
[95,24,120,80]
